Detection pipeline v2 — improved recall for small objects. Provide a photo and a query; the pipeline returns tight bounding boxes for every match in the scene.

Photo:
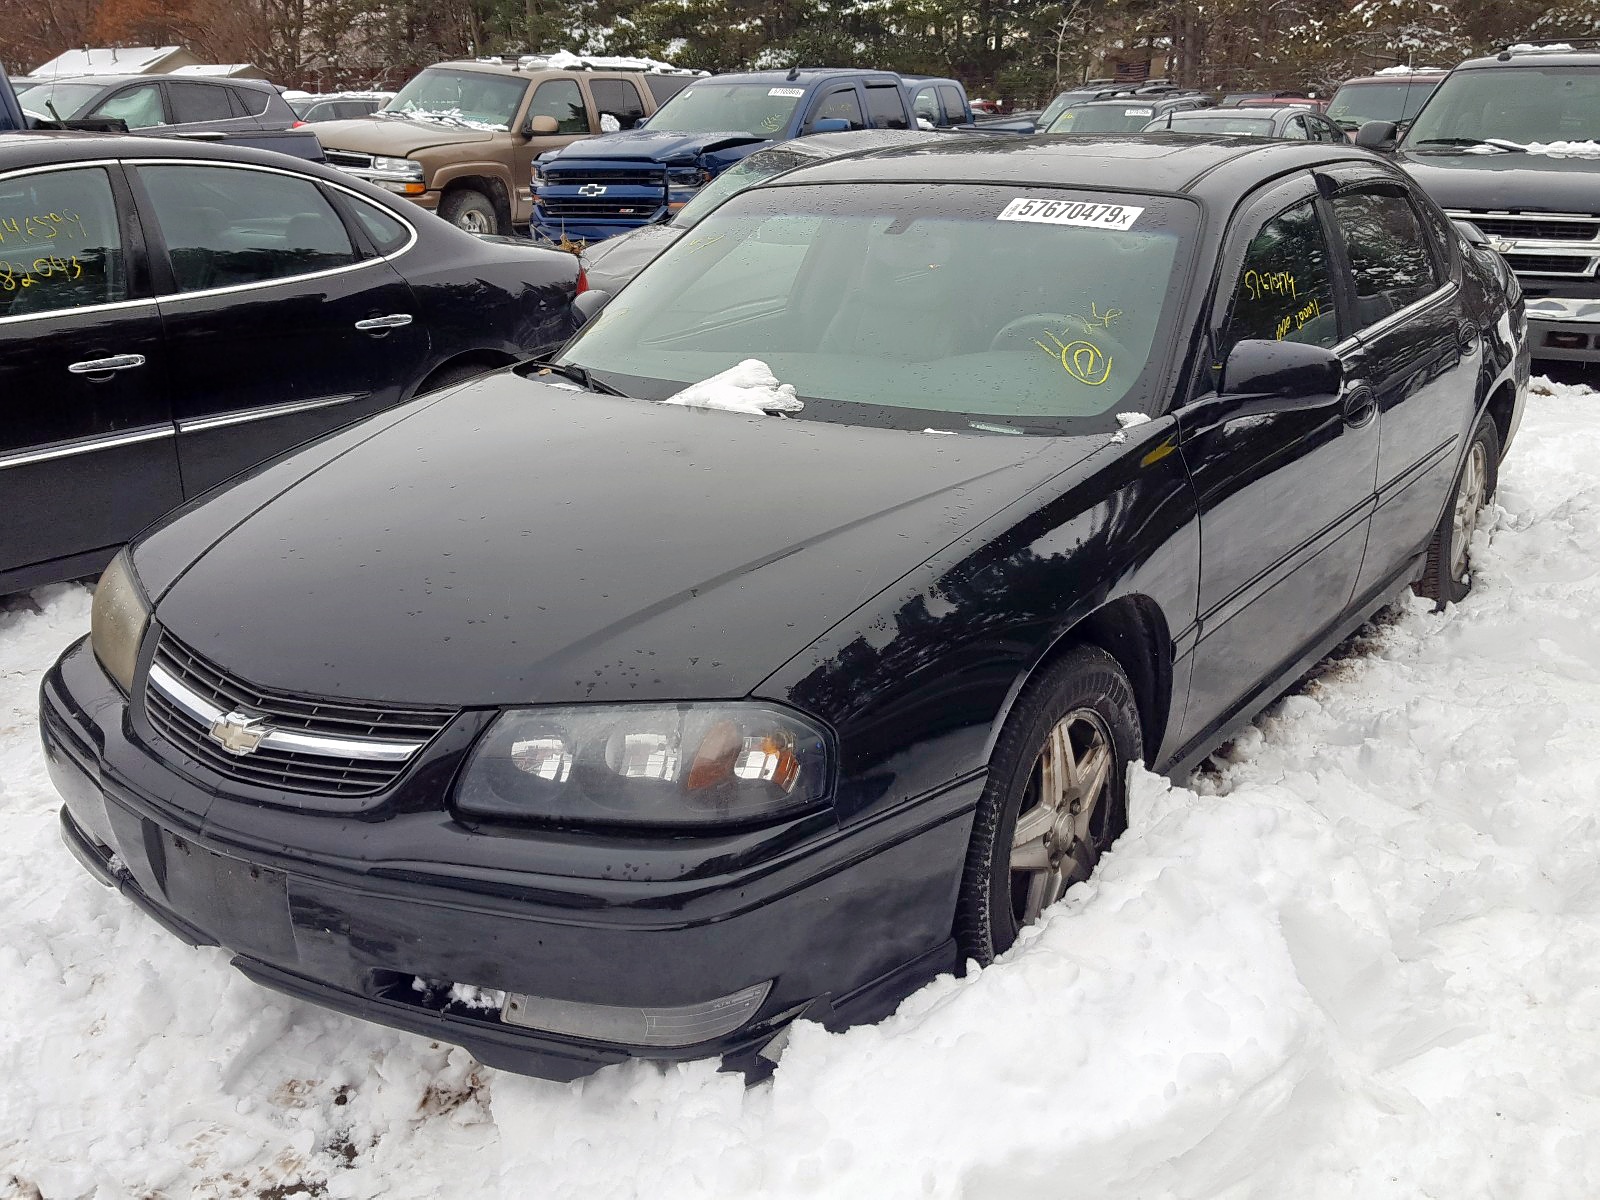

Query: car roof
[0,130,358,177]
[1336,73,1444,86]
[1167,105,1306,119]
[682,68,903,85]
[762,134,1379,200]
[1453,50,1600,70]
[26,73,272,90]
[428,59,664,81]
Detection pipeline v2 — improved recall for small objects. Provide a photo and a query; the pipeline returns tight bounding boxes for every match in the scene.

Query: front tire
[955,645,1141,965]
[1414,414,1500,609]
[440,188,500,236]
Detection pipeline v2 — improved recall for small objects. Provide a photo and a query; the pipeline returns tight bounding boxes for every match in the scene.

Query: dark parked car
[287,92,393,124]
[1046,92,1213,133]
[1327,70,1444,138]
[44,136,1526,1082]
[579,128,943,293]
[1143,104,1345,141]
[17,74,322,159]
[0,134,579,594]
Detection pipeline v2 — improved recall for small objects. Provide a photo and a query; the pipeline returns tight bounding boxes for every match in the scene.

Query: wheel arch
[410,348,522,398]
[440,173,512,231]
[1483,377,1517,464]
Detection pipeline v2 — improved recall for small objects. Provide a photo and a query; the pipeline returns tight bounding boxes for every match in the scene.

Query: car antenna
[786,65,801,81]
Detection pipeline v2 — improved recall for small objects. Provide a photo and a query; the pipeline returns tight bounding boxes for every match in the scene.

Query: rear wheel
[1414,414,1499,608]
[955,645,1141,964]
[440,188,499,236]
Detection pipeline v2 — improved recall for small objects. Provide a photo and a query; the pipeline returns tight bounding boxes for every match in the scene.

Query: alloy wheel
[1008,708,1116,925]
[456,210,492,235]
[1452,440,1489,579]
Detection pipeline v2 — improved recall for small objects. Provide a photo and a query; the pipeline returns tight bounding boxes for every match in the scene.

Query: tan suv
[313,60,693,235]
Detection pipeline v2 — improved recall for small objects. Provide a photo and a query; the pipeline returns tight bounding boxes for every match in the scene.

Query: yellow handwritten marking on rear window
[0,211,87,247]
[1244,270,1297,302]
[0,254,84,292]
[1035,330,1112,385]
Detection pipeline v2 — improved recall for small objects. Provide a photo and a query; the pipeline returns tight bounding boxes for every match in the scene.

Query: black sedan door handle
[354,314,414,333]
[1343,386,1377,428]
[68,353,147,375]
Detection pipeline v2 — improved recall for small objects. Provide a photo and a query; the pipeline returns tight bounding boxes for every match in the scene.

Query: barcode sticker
[768,88,805,97]
[997,198,1144,231]
[1125,108,1154,117]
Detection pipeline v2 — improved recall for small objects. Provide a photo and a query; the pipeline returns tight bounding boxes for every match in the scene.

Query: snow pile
[1116,411,1151,427]
[4,380,1600,1196]
[1524,140,1600,158]
[660,358,803,414]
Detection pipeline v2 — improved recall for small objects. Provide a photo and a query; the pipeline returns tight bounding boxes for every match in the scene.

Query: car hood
[145,378,1091,708]
[313,116,498,155]
[557,128,767,162]
[1396,148,1600,212]
[581,224,684,291]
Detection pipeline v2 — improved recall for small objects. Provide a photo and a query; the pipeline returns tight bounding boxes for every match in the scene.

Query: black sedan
[42,135,1527,1081]
[0,133,579,593]
[1144,104,1347,141]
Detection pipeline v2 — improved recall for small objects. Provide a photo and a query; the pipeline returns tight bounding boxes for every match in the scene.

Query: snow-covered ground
[3,378,1599,1199]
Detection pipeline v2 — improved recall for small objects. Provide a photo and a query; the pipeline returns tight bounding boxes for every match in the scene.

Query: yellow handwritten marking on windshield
[1070,301,1123,333]
[680,233,725,255]
[1244,269,1297,302]
[1275,296,1322,340]
[1035,331,1112,385]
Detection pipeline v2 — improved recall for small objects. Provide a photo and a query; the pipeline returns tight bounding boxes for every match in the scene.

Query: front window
[381,68,528,131]
[1048,105,1158,134]
[1403,66,1600,148]
[672,147,823,229]
[559,184,1197,435]
[645,83,804,137]
[1328,79,1439,132]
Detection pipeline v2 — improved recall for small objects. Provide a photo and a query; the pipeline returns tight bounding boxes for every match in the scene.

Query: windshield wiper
[534,361,627,396]
[1415,136,1526,152]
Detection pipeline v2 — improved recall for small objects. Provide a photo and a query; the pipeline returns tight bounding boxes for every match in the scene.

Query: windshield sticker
[998,198,1143,231]
[1125,108,1154,117]
[768,88,804,98]
[1035,330,1113,385]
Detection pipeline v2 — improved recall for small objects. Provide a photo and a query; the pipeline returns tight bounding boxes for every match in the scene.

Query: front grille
[538,199,658,218]
[544,167,663,186]
[324,149,375,171]
[1470,216,1600,242]
[143,635,454,798]
[1503,252,1598,277]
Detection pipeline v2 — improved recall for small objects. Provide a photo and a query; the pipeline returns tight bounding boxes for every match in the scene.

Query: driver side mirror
[526,114,559,137]
[573,289,612,328]
[1354,120,1398,151]
[807,117,851,134]
[1220,339,1342,403]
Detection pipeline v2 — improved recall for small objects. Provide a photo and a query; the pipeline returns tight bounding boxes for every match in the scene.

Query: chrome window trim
[176,391,365,434]
[129,158,421,302]
[1348,280,1455,341]
[146,661,427,763]
[0,423,172,471]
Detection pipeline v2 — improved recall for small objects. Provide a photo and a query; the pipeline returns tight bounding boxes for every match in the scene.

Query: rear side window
[169,82,234,124]
[235,86,271,117]
[938,85,966,123]
[589,79,646,132]
[137,164,357,292]
[645,75,695,105]
[529,79,588,133]
[0,167,126,319]
[348,198,411,254]
[90,83,164,129]
[1223,199,1340,352]
[810,89,865,130]
[1284,115,1308,140]
[1330,191,1442,325]
[865,85,908,130]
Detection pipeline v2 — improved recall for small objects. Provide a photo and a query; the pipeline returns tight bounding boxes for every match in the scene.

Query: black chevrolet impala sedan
[42,135,1528,1080]
[0,133,579,594]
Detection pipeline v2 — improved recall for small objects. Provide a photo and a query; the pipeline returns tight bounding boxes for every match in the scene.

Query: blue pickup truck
[532,68,924,243]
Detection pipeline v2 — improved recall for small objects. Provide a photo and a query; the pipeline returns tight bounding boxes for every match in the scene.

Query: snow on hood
[660,358,803,414]
[1524,140,1600,158]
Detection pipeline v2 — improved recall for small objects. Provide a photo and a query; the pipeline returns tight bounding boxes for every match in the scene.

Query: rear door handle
[68,354,146,375]
[1342,386,1377,428]
[354,314,414,332]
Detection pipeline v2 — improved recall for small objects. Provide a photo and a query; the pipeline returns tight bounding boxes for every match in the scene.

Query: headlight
[371,156,424,180]
[90,549,150,693]
[666,166,709,187]
[454,702,833,828]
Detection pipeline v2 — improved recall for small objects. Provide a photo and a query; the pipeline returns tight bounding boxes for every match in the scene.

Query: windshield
[1404,66,1600,147]
[1154,115,1275,136]
[1328,79,1439,130]
[17,82,108,119]
[673,145,823,228]
[1048,105,1161,134]
[1039,91,1099,126]
[381,69,527,130]
[560,183,1195,435]
[646,83,803,137]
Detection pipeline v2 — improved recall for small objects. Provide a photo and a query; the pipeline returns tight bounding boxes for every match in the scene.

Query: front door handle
[1342,386,1377,428]
[68,353,146,375]
[354,314,414,332]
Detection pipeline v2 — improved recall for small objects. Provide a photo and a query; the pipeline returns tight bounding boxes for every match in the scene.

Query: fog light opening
[500,980,773,1048]
[1545,331,1589,350]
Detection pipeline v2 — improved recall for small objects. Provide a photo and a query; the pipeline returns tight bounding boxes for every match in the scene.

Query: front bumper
[40,636,975,1080]
[1523,296,1600,362]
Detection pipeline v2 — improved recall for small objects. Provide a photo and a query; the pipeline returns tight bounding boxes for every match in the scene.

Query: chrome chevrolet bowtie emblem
[578,183,608,196]
[208,710,268,756]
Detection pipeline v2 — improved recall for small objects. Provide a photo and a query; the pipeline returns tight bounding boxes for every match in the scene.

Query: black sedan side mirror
[573,289,612,327]
[1354,120,1398,151]
[1221,339,1342,402]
